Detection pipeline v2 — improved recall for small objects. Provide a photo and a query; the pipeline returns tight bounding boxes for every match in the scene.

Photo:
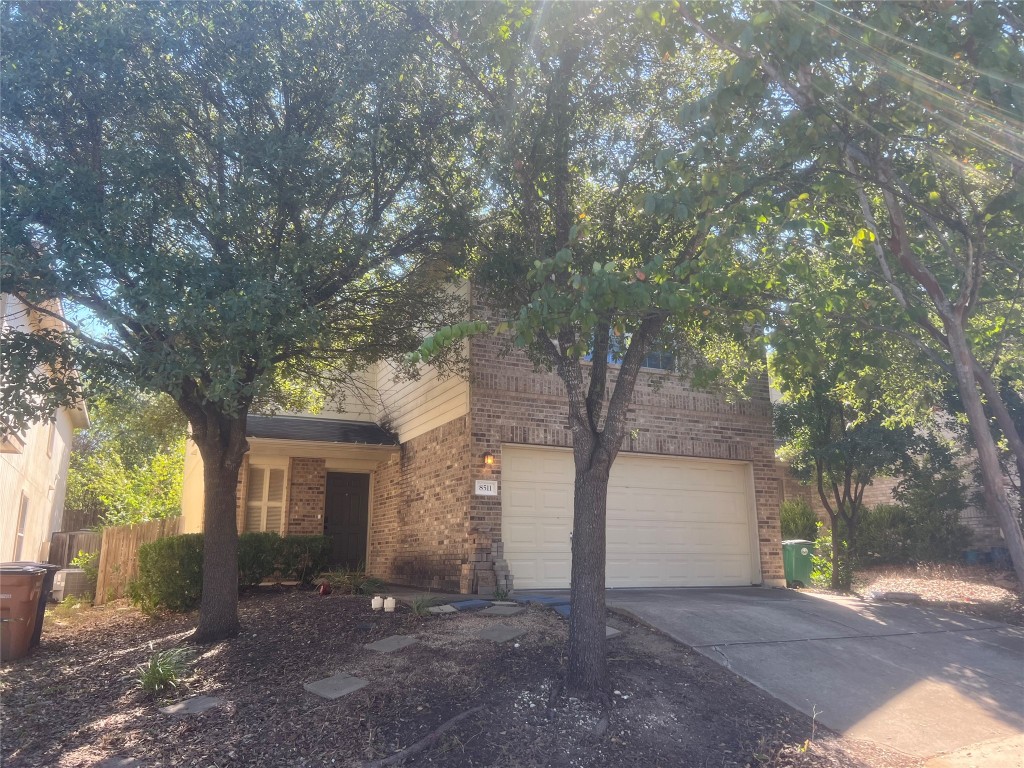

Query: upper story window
[244,466,286,534]
[586,332,675,372]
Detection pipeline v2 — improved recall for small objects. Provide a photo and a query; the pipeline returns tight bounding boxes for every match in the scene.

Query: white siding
[286,366,380,423]
[0,409,74,562]
[373,280,471,441]
[0,295,84,560]
[376,358,469,443]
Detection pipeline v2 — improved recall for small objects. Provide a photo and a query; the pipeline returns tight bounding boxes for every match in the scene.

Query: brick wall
[861,475,899,509]
[367,416,472,592]
[286,457,327,535]
[467,295,785,585]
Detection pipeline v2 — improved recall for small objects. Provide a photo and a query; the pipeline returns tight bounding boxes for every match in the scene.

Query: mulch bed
[850,563,1023,626]
[1,589,919,768]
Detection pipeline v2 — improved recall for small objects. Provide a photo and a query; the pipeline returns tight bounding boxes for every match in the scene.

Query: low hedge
[238,532,282,587]
[129,533,204,612]
[780,499,819,542]
[129,532,331,612]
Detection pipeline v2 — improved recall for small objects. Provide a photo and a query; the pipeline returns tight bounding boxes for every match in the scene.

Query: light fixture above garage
[483,451,495,466]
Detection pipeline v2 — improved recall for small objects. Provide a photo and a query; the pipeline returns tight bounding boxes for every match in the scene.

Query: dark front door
[324,472,370,569]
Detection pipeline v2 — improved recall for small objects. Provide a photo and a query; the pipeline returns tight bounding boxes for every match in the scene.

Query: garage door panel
[608,522,750,554]
[503,446,756,589]
[610,461,744,493]
[513,555,572,585]
[502,517,569,550]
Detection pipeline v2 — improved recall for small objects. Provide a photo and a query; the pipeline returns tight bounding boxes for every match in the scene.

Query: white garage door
[501,445,757,589]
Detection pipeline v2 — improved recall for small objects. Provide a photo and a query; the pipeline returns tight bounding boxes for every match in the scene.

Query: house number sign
[474,479,498,496]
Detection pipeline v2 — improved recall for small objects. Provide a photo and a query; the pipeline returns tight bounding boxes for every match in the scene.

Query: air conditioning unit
[52,569,91,601]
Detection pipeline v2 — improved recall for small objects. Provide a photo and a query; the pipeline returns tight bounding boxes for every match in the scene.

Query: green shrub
[136,645,193,696]
[894,460,972,563]
[855,504,911,565]
[780,500,819,541]
[129,534,204,612]
[810,526,852,589]
[129,532,337,612]
[70,549,99,591]
[278,535,330,583]
[854,501,972,566]
[238,532,281,587]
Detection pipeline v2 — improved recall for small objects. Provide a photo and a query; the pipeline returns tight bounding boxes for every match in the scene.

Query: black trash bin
[8,561,62,648]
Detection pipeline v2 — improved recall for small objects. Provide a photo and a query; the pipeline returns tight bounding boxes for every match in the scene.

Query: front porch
[181,415,399,572]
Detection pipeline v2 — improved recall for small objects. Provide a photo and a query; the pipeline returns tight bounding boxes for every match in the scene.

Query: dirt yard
[850,563,1023,626]
[1,589,921,768]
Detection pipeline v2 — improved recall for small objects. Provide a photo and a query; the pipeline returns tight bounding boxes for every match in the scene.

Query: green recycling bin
[781,540,815,588]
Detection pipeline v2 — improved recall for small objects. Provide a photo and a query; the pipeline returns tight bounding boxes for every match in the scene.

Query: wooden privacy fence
[94,517,181,605]
[60,505,104,533]
[48,530,102,568]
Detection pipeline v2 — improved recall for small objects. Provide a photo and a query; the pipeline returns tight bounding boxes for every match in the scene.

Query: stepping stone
[449,599,492,611]
[159,695,224,716]
[303,673,369,700]
[552,604,571,618]
[480,605,525,617]
[95,758,142,768]
[427,604,457,614]
[606,626,622,639]
[364,635,418,653]
[477,624,526,643]
[514,593,570,606]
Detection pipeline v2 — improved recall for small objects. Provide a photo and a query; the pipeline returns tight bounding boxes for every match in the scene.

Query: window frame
[14,493,29,560]
[243,464,287,535]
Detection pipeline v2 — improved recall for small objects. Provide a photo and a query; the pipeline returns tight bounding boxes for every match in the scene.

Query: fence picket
[93,518,181,605]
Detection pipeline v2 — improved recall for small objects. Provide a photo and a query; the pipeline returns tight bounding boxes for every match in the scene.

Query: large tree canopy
[408,2,798,695]
[2,0,471,640]
[675,1,1024,584]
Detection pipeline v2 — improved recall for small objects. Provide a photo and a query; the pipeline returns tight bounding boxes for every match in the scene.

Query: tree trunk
[974,365,1024,507]
[843,517,858,591]
[191,416,248,642]
[566,460,610,697]
[947,324,1024,587]
[829,520,843,591]
[815,472,844,590]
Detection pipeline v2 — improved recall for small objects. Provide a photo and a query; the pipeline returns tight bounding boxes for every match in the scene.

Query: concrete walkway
[605,587,1024,762]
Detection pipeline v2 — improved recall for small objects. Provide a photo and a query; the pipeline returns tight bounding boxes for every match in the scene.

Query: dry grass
[853,563,1023,625]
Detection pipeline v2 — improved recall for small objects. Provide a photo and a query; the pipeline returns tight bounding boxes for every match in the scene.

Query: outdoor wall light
[483,451,495,466]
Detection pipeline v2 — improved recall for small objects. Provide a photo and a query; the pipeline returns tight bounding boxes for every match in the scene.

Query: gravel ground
[1,589,922,768]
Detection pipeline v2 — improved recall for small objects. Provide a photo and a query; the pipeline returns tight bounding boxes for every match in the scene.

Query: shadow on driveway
[605,587,1024,760]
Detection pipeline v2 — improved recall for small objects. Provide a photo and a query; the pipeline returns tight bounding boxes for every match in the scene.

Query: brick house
[181,288,785,594]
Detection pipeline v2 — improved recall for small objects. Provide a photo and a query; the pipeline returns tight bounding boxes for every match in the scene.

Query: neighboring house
[777,462,1007,550]
[771,389,1007,550]
[1,295,90,562]
[182,288,785,594]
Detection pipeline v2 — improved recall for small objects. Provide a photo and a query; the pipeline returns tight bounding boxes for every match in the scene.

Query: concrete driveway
[606,587,1024,763]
